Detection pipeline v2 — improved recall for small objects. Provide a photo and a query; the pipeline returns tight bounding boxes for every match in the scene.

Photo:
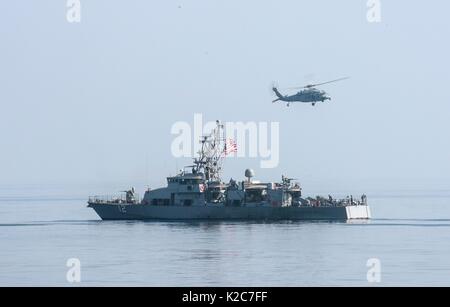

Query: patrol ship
[88,121,371,220]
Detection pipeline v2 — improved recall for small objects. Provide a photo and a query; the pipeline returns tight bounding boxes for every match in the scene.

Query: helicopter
[272,77,349,107]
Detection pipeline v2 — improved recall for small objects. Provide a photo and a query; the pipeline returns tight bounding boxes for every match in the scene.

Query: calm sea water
[1,185,450,286]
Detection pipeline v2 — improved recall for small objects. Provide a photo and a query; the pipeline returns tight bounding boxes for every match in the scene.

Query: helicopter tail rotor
[270,81,279,92]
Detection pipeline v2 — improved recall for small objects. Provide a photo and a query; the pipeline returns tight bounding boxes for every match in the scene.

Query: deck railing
[88,194,140,204]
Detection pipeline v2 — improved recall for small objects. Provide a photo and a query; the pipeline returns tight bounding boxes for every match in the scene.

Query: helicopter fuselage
[272,87,331,105]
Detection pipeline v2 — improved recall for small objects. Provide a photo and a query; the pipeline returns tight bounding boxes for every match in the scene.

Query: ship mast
[193,120,226,182]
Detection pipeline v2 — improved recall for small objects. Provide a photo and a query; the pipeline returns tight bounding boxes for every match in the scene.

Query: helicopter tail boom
[272,87,284,102]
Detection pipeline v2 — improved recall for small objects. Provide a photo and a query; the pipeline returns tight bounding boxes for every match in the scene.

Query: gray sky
[1,1,449,193]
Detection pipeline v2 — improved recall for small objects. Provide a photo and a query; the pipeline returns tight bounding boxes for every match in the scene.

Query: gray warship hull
[88,121,371,221]
[88,203,371,221]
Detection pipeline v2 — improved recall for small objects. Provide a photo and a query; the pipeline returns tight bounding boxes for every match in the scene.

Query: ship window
[151,199,170,206]
[183,199,192,206]
[178,179,202,185]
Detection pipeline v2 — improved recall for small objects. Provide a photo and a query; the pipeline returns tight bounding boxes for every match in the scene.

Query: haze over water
[1,185,450,286]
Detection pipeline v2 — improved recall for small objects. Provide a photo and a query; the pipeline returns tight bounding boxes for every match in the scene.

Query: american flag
[223,138,237,156]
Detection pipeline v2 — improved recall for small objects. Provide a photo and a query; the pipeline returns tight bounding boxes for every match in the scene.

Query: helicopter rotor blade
[308,77,350,87]
[287,77,350,90]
